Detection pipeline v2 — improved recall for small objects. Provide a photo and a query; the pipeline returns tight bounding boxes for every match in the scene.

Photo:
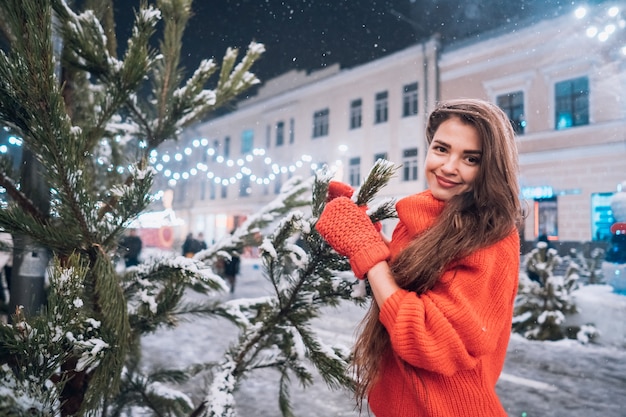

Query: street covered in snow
[142,259,626,417]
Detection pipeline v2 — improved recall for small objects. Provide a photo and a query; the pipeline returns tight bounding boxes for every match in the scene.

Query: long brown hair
[352,98,523,410]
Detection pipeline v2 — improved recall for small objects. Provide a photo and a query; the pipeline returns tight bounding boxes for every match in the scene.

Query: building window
[555,76,589,130]
[221,183,227,199]
[274,174,283,194]
[213,140,219,162]
[535,197,558,240]
[200,179,206,201]
[276,121,284,146]
[224,136,230,158]
[175,182,186,202]
[591,192,614,241]
[289,118,295,144]
[313,108,329,138]
[375,91,388,124]
[239,174,251,197]
[374,152,388,163]
[402,82,418,117]
[402,148,418,181]
[265,124,271,148]
[349,157,361,187]
[241,129,254,154]
[210,140,218,200]
[350,98,362,129]
[263,169,269,195]
[209,180,216,200]
[200,151,208,200]
[497,91,525,135]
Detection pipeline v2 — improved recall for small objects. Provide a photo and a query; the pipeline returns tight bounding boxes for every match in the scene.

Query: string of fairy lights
[575,4,626,54]
[0,130,320,198]
[148,137,317,189]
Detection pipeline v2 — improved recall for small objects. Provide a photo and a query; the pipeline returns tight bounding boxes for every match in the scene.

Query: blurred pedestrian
[197,233,208,251]
[182,232,201,257]
[223,253,241,293]
[120,229,143,267]
[0,232,13,308]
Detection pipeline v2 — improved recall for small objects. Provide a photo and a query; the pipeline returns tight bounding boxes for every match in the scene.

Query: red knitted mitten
[316,197,390,279]
[359,205,383,233]
[327,181,354,202]
[326,181,382,232]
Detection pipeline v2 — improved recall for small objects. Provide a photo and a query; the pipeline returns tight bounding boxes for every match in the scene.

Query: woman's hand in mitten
[327,181,354,201]
[326,181,382,232]
[316,196,390,279]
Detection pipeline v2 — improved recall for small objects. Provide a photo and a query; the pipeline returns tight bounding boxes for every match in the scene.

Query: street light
[575,4,626,52]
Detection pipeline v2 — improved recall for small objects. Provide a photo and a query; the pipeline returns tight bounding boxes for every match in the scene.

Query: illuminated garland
[575,4,626,54]
[0,134,319,194]
[149,138,316,188]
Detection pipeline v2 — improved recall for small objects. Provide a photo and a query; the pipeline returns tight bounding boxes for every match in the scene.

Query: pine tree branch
[123,257,228,333]
[0,1,103,247]
[278,371,297,417]
[154,0,190,131]
[0,8,15,46]
[0,0,266,414]
[210,43,264,111]
[84,0,117,56]
[356,158,400,206]
[0,171,47,224]
[54,0,159,151]
[199,169,390,416]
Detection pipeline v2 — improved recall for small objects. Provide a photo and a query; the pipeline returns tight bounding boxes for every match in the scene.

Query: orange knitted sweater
[367,190,520,417]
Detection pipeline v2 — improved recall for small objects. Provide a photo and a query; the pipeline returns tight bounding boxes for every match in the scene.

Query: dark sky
[115,0,601,84]
[178,0,416,80]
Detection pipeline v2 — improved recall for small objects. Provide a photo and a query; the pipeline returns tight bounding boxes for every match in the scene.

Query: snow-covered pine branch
[189,161,398,416]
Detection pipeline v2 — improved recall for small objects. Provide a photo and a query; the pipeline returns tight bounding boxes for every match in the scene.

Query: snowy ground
[142,258,626,417]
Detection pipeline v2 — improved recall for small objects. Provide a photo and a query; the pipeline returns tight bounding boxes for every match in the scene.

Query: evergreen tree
[0,0,259,414]
[0,1,400,415]
[513,242,598,343]
[562,246,606,285]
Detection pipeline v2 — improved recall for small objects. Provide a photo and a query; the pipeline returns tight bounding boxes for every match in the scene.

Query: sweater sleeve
[378,230,520,376]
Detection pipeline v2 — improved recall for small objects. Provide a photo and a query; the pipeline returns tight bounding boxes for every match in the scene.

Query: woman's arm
[366,261,401,307]
[376,232,520,374]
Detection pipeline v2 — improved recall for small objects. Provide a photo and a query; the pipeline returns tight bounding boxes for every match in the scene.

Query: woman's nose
[440,157,459,173]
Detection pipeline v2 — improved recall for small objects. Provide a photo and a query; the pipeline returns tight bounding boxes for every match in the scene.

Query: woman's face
[425,116,482,201]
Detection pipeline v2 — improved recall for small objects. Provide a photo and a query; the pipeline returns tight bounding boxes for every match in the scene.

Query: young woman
[316,98,523,416]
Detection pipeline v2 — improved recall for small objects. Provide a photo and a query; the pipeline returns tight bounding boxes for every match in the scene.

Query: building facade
[154,38,440,243]
[154,3,626,247]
